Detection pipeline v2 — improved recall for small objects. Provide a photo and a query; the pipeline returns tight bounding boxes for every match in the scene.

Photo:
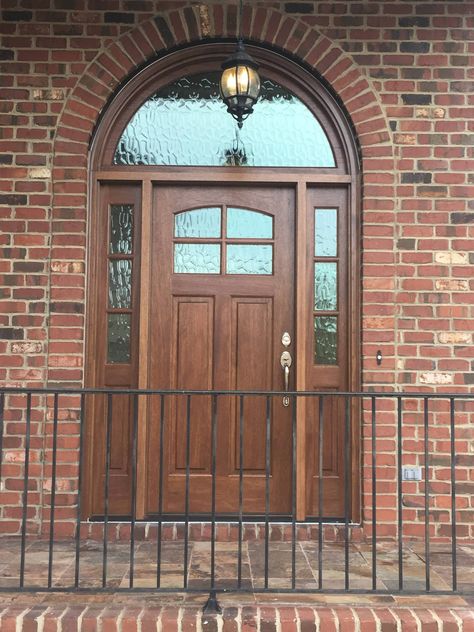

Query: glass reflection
[110,204,133,254]
[107,313,131,363]
[315,208,337,257]
[174,243,221,274]
[314,262,337,311]
[227,207,273,239]
[314,316,337,365]
[108,259,132,309]
[114,73,335,168]
[226,244,272,274]
[175,207,221,238]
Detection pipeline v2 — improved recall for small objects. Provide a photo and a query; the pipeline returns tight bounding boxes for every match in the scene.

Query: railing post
[397,396,403,591]
[318,394,324,590]
[450,397,457,591]
[74,392,85,588]
[371,395,377,591]
[19,392,32,589]
[203,589,222,614]
[47,392,59,588]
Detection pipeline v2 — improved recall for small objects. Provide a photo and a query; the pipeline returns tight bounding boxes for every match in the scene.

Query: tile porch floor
[0,538,473,598]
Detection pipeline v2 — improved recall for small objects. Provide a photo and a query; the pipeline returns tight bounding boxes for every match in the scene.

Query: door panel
[145,185,294,516]
[231,298,272,473]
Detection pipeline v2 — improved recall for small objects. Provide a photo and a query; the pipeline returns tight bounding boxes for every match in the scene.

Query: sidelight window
[313,208,339,365]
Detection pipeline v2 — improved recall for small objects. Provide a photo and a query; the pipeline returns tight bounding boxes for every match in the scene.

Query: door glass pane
[174,243,221,274]
[226,244,272,275]
[315,208,337,257]
[314,262,337,311]
[174,207,221,238]
[108,259,132,308]
[107,313,131,363]
[114,73,336,168]
[314,316,337,365]
[227,207,273,239]
[110,204,133,254]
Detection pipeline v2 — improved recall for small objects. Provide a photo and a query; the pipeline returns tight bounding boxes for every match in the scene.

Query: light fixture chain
[238,0,243,42]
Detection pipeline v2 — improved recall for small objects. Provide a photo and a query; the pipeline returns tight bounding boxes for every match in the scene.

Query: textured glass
[107,313,131,363]
[226,245,272,275]
[174,207,221,238]
[110,204,133,254]
[314,316,337,365]
[174,243,220,273]
[114,73,335,168]
[227,207,273,239]
[315,208,337,257]
[314,262,337,311]
[108,259,132,308]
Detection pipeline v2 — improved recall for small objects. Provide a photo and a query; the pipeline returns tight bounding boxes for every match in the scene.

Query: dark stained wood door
[85,181,355,520]
[145,185,295,516]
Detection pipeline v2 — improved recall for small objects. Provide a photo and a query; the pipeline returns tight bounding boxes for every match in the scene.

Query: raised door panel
[171,297,213,473]
[231,298,273,473]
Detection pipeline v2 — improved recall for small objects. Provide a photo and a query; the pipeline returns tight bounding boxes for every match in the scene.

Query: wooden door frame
[85,41,361,521]
[85,170,360,521]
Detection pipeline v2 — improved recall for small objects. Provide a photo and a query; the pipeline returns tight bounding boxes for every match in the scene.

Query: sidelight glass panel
[226,244,272,274]
[314,262,337,311]
[174,243,220,273]
[174,207,221,238]
[108,259,132,309]
[227,207,273,239]
[107,313,131,363]
[114,73,336,168]
[109,204,133,254]
[314,316,337,365]
[315,208,337,257]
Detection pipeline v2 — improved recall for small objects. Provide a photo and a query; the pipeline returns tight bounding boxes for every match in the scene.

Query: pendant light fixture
[219,0,261,128]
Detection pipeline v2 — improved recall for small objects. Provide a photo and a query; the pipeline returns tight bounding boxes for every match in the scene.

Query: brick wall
[0,0,473,537]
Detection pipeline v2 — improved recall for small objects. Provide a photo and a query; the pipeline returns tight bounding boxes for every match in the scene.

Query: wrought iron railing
[0,387,472,608]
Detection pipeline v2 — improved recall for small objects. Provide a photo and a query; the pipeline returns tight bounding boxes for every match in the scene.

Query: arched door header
[91,43,359,175]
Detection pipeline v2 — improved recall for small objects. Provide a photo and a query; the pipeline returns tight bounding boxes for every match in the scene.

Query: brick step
[1,604,474,631]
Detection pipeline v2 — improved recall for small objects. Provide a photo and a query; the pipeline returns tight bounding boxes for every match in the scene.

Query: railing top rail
[0,387,473,398]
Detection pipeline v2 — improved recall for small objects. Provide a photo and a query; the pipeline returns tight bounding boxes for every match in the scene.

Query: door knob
[280,351,292,407]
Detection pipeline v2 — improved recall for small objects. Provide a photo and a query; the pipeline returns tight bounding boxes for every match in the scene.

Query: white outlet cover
[402,466,422,481]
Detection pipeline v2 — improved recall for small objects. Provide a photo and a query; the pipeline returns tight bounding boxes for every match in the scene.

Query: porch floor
[1,538,473,596]
[1,540,474,631]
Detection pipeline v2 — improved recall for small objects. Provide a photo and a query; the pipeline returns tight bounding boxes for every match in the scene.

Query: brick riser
[49,522,367,542]
[2,605,474,631]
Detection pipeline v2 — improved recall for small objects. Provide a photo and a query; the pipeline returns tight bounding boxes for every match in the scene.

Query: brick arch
[53,4,393,171]
[48,4,396,386]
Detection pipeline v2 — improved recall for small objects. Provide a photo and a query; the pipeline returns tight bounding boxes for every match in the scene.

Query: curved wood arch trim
[90,43,358,177]
[53,5,395,180]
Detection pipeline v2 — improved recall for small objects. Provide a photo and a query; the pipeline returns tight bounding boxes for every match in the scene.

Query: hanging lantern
[219,2,261,129]
[220,41,260,129]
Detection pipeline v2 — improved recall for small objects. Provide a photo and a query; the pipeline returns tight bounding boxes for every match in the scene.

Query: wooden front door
[144,184,295,516]
[85,179,356,521]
